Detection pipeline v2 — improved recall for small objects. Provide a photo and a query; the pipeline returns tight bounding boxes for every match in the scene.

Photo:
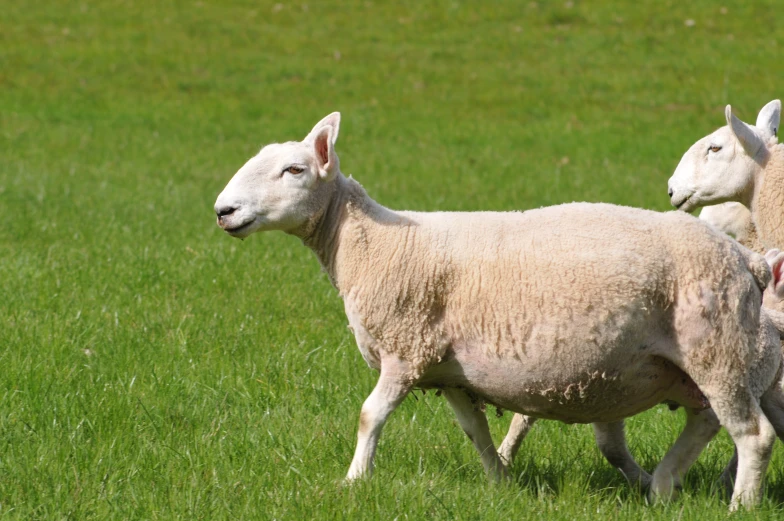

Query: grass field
[2,0,784,518]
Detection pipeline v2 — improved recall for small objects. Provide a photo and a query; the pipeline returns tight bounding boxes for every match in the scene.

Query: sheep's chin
[222,217,262,238]
[676,198,698,213]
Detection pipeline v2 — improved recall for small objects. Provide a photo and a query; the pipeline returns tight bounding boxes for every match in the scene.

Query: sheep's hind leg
[497,414,537,467]
[649,407,721,502]
[593,421,652,489]
[719,385,784,495]
[720,397,775,510]
[719,383,784,495]
[442,388,510,482]
[345,360,415,481]
[683,373,775,510]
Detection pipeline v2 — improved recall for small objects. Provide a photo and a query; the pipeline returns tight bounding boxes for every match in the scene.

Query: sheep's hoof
[497,449,514,469]
[343,470,370,485]
[630,472,653,493]
[648,480,682,504]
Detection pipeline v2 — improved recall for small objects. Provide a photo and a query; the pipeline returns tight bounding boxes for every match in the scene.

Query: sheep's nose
[668,187,674,198]
[215,205,238,218]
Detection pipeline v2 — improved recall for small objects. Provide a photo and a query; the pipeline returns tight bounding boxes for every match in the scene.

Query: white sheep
[668,99,782,250]
[497,234,781,492]
[215,113,784,509]
[496,201,763,484]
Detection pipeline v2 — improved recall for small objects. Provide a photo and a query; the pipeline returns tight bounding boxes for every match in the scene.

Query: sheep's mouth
[675,198,696,212]
[220,218,256,236]
[672,194,695,212]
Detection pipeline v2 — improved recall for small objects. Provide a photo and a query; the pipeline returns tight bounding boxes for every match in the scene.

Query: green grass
[2,0,784,518]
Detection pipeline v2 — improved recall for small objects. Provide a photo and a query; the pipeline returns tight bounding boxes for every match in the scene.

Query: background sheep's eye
[708,145,722,153]
[285,166,305,174]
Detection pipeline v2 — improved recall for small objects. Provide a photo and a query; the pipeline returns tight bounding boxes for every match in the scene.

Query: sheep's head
[214,113,342,238]
[667,100,780,213]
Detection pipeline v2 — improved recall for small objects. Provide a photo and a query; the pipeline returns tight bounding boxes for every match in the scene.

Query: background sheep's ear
[311,124,340,181]
[756,99,781,138]
[726,105,764,156]
[305,112,341,145]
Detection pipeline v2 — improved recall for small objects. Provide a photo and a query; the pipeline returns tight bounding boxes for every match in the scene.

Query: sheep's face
[215,113,341,238]
[667,100,780,213]
[667,125,759,213]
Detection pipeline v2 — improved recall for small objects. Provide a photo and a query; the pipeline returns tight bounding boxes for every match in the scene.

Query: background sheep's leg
[592,421,652,489]
[760,385,784,440]
[498,416,651,490]
[345,365,413,481]
[497,414,536,467]
[442,388,510,482]
[649,407,720,501]
[719,449,738,496]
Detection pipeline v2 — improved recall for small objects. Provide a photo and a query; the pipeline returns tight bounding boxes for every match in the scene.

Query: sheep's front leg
[345,362,413,481]
[442,388,510,482]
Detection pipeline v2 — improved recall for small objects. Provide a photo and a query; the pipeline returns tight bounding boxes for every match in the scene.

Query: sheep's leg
[442,388,510,482]
[721,385,784,494]
[684,382,775,510]
[649,407,721,502]
[719,385,784,494]
[497,414,536,467]
[498,416,650,489]
[592,421,652,489]
[719,448,739,496]
[760,384,784,440]
[722,399,775,510]
[345,362,414,481]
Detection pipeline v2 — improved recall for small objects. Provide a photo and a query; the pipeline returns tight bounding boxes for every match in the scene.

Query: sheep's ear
[726,105,764,156]
[305,112,341,145]
[308,116,340,181]
[766,249,784,298]
[756,99,781,138]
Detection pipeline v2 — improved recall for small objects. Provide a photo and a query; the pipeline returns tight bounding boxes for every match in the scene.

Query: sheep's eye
[284,165,305,175]
[708,145,722,153]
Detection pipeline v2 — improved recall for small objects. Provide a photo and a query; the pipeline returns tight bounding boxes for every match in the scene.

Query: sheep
[496,240,783,493]
[215,113,783,509]
[496,201,764,483]
[667,99,782,250]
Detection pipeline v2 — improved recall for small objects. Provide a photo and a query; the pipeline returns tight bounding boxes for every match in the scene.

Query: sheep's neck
[297,176,350,286]
[753,145,784,249]
[299,174,395,292]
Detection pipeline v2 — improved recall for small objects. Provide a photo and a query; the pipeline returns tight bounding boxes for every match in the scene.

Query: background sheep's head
[667,100,780,213]
[214,113,341,238]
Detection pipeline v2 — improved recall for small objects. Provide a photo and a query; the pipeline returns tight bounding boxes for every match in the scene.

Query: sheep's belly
[419,352,706,424]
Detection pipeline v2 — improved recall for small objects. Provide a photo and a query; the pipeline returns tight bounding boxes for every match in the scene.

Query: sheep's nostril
[216,205,238,218]
[668,187,674,198]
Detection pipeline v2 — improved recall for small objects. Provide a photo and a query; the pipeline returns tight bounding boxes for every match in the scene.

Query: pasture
[1,0,783,518]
